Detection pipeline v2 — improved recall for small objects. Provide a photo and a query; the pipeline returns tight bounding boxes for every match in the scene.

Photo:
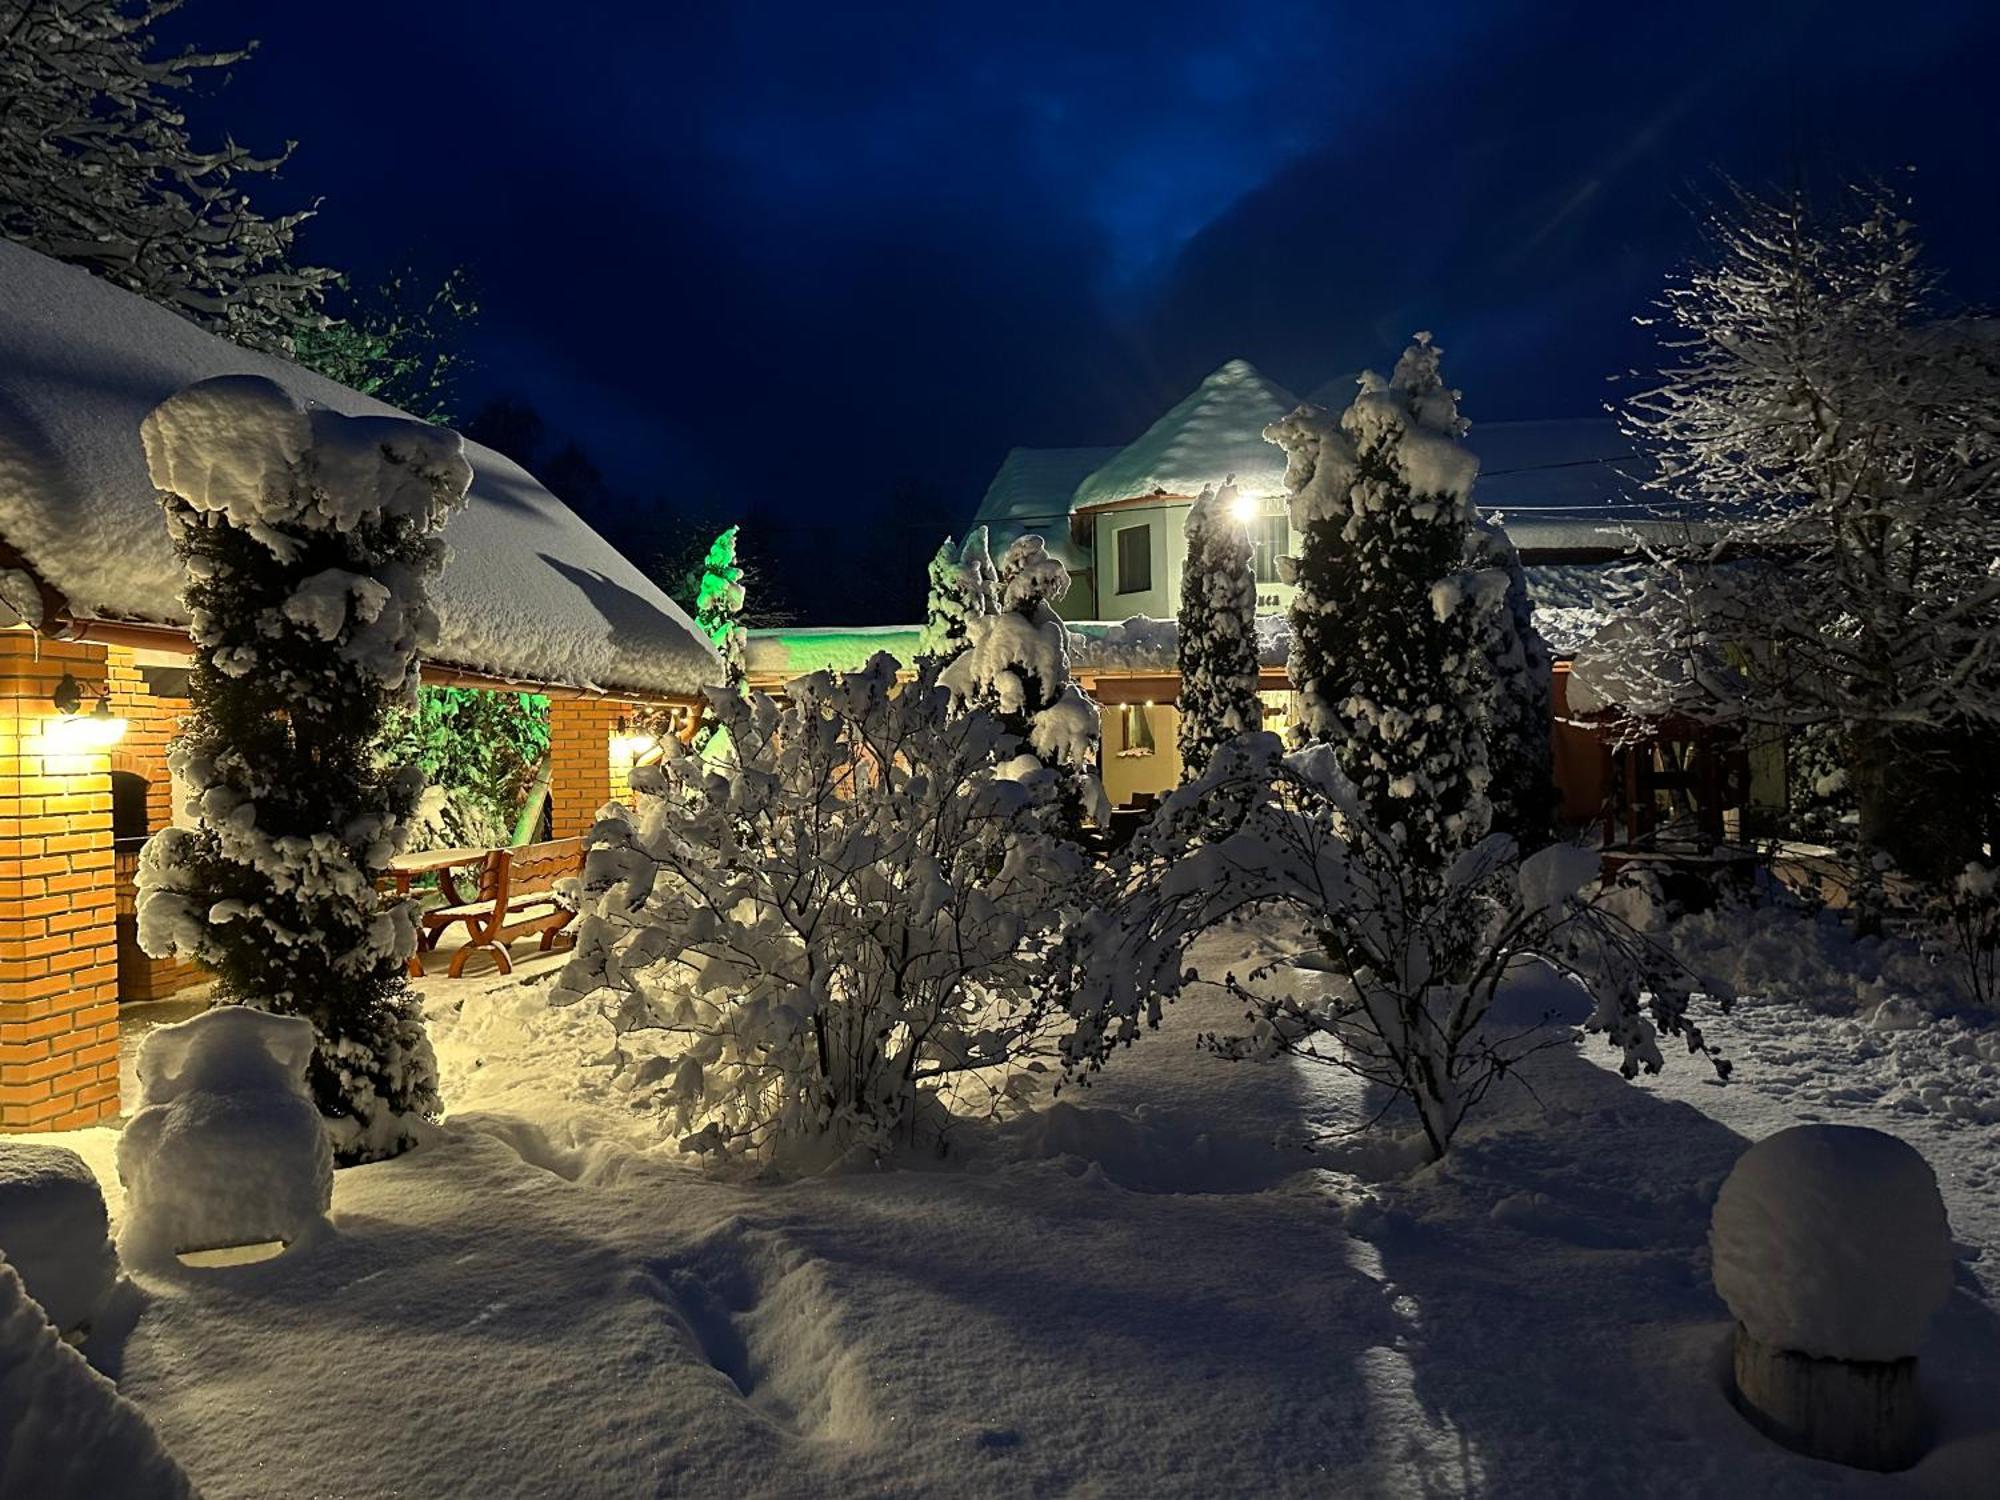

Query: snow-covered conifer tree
[1175,479,1263,780]
[554,657,1086,1165]
[916,533,980,667]
[0,0,331,353]
[1623,182,2000,887]
[136,375,469,1163]
[941,535,1108,827]
[959,524,1000,618]
[691,525,746,689]
[1465,517,1555,843]
[1267,334,1503,865]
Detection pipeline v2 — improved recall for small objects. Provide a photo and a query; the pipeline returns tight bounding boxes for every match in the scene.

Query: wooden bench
[416,837,585,978]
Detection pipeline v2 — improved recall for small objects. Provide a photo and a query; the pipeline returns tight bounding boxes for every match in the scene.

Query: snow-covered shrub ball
[0,1144,117,1335]
[117,1007,334,1267]
[1710,1124,1953,1361]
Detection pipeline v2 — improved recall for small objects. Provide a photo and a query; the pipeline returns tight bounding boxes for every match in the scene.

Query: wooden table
[386,846,492,909]
[387,846,495,977]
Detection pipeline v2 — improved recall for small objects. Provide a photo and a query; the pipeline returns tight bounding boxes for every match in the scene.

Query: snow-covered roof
[1071,360,1301,511]
[968,446,1115,567]
[0,239,716,699]
[744,625,924,681]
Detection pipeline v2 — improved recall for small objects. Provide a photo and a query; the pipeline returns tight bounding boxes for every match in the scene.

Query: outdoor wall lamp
[610,714,660,763]
[47,670,129,751]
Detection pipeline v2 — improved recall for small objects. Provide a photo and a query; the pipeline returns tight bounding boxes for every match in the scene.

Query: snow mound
[0,1256,199,1500]
[1710,1124,1954,1361]
[117,1007,333,1266]
[0,1143,118,1335]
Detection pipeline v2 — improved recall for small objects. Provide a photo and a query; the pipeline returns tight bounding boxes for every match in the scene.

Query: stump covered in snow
[0,1143,118,1335]
[117,1007,334,1267]
[1710,1124,1953,1471]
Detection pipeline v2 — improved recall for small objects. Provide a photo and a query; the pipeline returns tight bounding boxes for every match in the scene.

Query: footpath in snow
[20,914,2000,1499]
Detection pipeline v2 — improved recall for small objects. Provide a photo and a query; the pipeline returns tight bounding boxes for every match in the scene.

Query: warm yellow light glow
[1229,489,1262,525]
[44,712,128,752]
[611,732,660,763]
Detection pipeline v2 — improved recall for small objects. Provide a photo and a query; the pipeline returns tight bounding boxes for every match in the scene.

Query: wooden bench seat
[415,836,584,978]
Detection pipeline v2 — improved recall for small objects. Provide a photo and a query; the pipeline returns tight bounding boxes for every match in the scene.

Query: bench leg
[448,941,512,979]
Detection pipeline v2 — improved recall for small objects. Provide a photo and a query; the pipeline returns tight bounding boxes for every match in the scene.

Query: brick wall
[0,635,121,1130]
[547,697,635,839]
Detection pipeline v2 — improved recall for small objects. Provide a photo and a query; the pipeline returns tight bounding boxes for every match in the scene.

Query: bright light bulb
[44,713,128,752]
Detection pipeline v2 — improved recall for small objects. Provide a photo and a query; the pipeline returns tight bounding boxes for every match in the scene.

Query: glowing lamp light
[609,715,660,764]
[46,671,127,751]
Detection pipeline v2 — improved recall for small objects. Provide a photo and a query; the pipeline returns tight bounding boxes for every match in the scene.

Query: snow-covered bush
[1933,862,1999,1008]
[554,655,1089,1167]
[1071,734,1729,1160]
[117,1007,334,1266]
[1267,335,1506,868]
[1623,182,2000,889]
[941,535,1108,827]
[1710,1124,1953,1364]
[0,1144,117,1336]
[0,1257,199,1500]
[0,0,331,354]
[136,374,469,1162]
[1175,479,1263,780]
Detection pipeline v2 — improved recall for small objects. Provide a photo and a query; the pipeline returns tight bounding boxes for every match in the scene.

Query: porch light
[46,671,127,751]
[610,715,658,763]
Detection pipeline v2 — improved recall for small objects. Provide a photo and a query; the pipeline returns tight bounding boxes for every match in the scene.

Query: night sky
[158,0,1998,623]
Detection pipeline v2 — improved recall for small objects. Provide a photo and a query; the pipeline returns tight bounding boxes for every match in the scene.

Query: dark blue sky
[161,0,1998,620]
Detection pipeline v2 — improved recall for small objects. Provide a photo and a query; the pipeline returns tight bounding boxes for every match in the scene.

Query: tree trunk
[1730,1324,1926,1472]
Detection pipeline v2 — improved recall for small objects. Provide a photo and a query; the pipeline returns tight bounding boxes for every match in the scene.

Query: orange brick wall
[547,698,642,839]
[105,646,204,1000]
[0,635,121,1130]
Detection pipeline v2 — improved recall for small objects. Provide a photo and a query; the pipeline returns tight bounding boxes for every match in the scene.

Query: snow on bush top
[117,1006,334,1266]
[1710,1124,1954,1361]
[0,238,715,698]
[1072,359,1300,511]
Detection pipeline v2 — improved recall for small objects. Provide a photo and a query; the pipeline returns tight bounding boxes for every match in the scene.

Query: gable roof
[0,238,716,699]
[1071,359,1301,511]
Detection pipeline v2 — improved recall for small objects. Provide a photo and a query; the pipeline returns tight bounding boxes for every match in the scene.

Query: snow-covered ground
[17,909,2000,1498]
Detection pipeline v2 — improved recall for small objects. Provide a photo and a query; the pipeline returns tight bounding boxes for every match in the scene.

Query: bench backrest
[497,836,585,900]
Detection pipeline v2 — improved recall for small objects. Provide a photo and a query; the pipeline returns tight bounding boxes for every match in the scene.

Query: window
[1250,512,1288,584]
[1115,523,1152,595]
[1115,703,1157,757]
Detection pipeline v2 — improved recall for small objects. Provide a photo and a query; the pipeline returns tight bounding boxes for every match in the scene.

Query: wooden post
[1731,1324,1926,1472]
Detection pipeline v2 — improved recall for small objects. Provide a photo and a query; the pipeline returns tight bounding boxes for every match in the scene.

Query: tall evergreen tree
[1465,517,1556,843]
[1268,334,1499,865]
[692,525,747,689]
[916,534,978,667]
[1175,479,1263,780]
[0,0,332,353]
[136,374,470,1163]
